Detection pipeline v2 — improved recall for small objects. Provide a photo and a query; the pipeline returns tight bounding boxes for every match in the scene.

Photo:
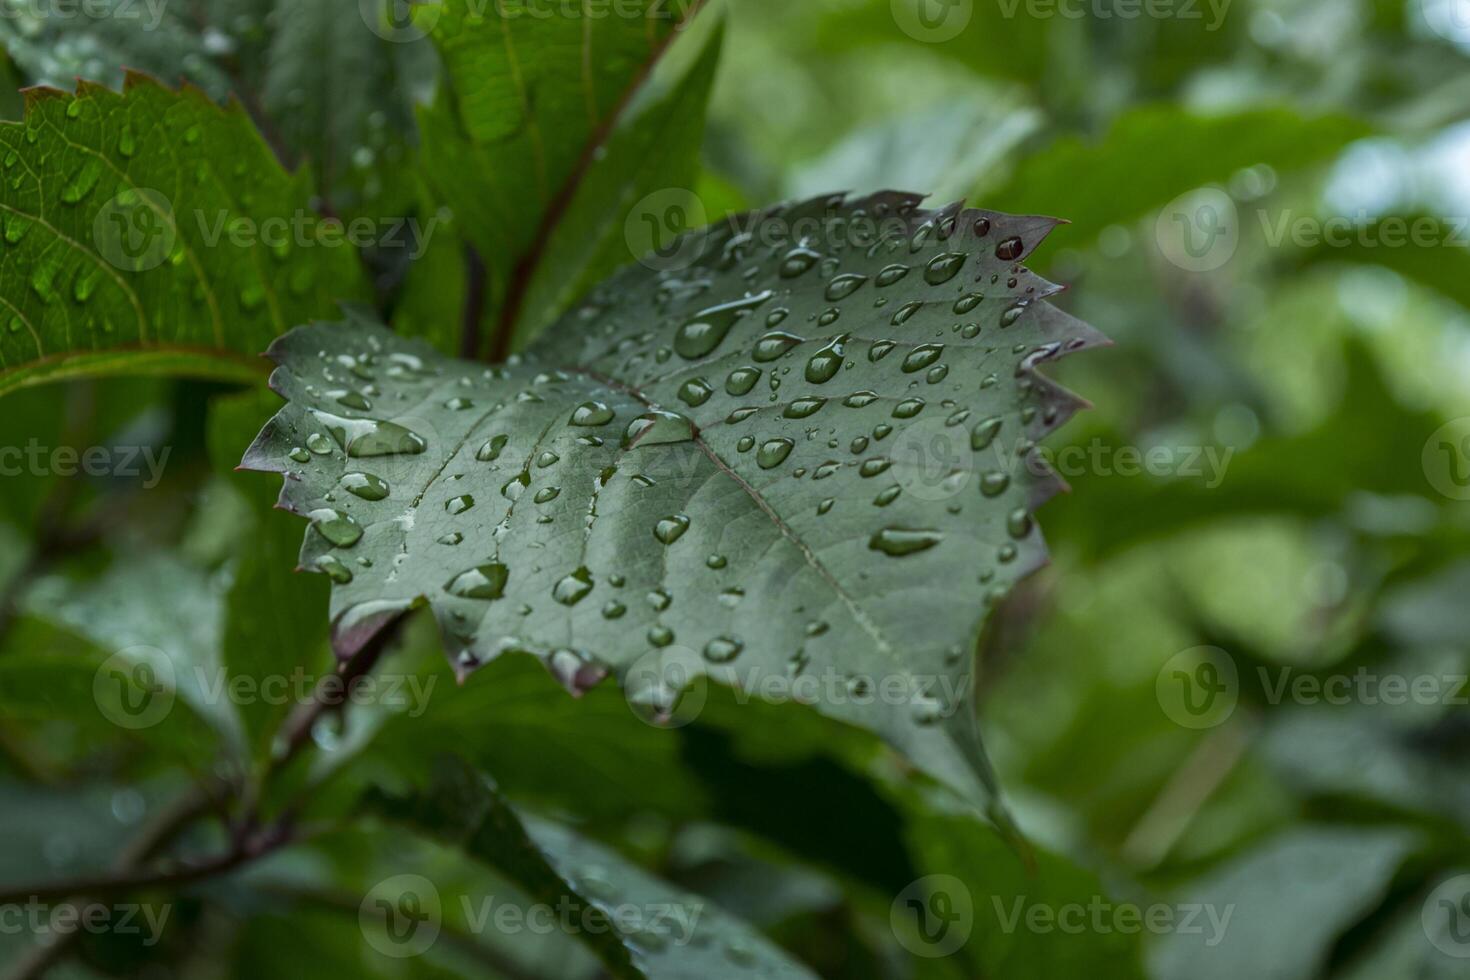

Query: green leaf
[262,0,438,208]
[18,551,244,757]
[243,192,1103,822]
[0,0,235,99]
[507,23,724,347]
[1287,215,1470,310]
[1148,826,1420,980]
[367,757,819,978]
[988,107,1372,249]
[418,0,710,350]
[0,75,370,397]
[208,389,332,761]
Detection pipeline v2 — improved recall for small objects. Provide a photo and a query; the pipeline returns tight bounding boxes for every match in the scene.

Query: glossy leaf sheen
[0,76,369,396]
[244,192,1105,814]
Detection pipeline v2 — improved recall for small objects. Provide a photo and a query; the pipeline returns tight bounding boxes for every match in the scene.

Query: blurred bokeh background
[1,0,1468,976]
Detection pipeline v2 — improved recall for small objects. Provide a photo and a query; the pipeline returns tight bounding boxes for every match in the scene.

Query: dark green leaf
[243,192,1103,822]
[367,757,819,978]
[0,76,369,396]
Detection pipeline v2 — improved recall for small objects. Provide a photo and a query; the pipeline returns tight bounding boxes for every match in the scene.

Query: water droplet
[804,335,846,384]
[753,331,802,362]
[309,509,362,547]
[954,293,984,315]
[971,417,1002,450]
[315,555,354,583]
[901,344,944,373]
[553,567,594,606]
[674,290,773,359]
[622,410,695,448]
[844,391,878,408]
[876,263,910,287]
[757,438,795,469]
[654,514,690,545]
[924,252,966,285]
[859,458,892,478]
[995,236,1024,261]
[779,246,821,278]
[891,302,922,326]
[784,396,826,419]
[446,563,509,599]
[571,400,615,426]
[446,494,475,514]
[981,471,1011,497]
[704,637,743,664]
[341,472,389,501]
[678,377,713,406]
[893,399,925,419]
[1007,507,1033,538]
[824,273,867,301]
[477,435,509,461]
[725,366,761,395]
[869,528,942,556]
[534,486,561,503]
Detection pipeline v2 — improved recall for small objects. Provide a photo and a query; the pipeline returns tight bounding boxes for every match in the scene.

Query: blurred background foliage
[0,0,1468,976]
